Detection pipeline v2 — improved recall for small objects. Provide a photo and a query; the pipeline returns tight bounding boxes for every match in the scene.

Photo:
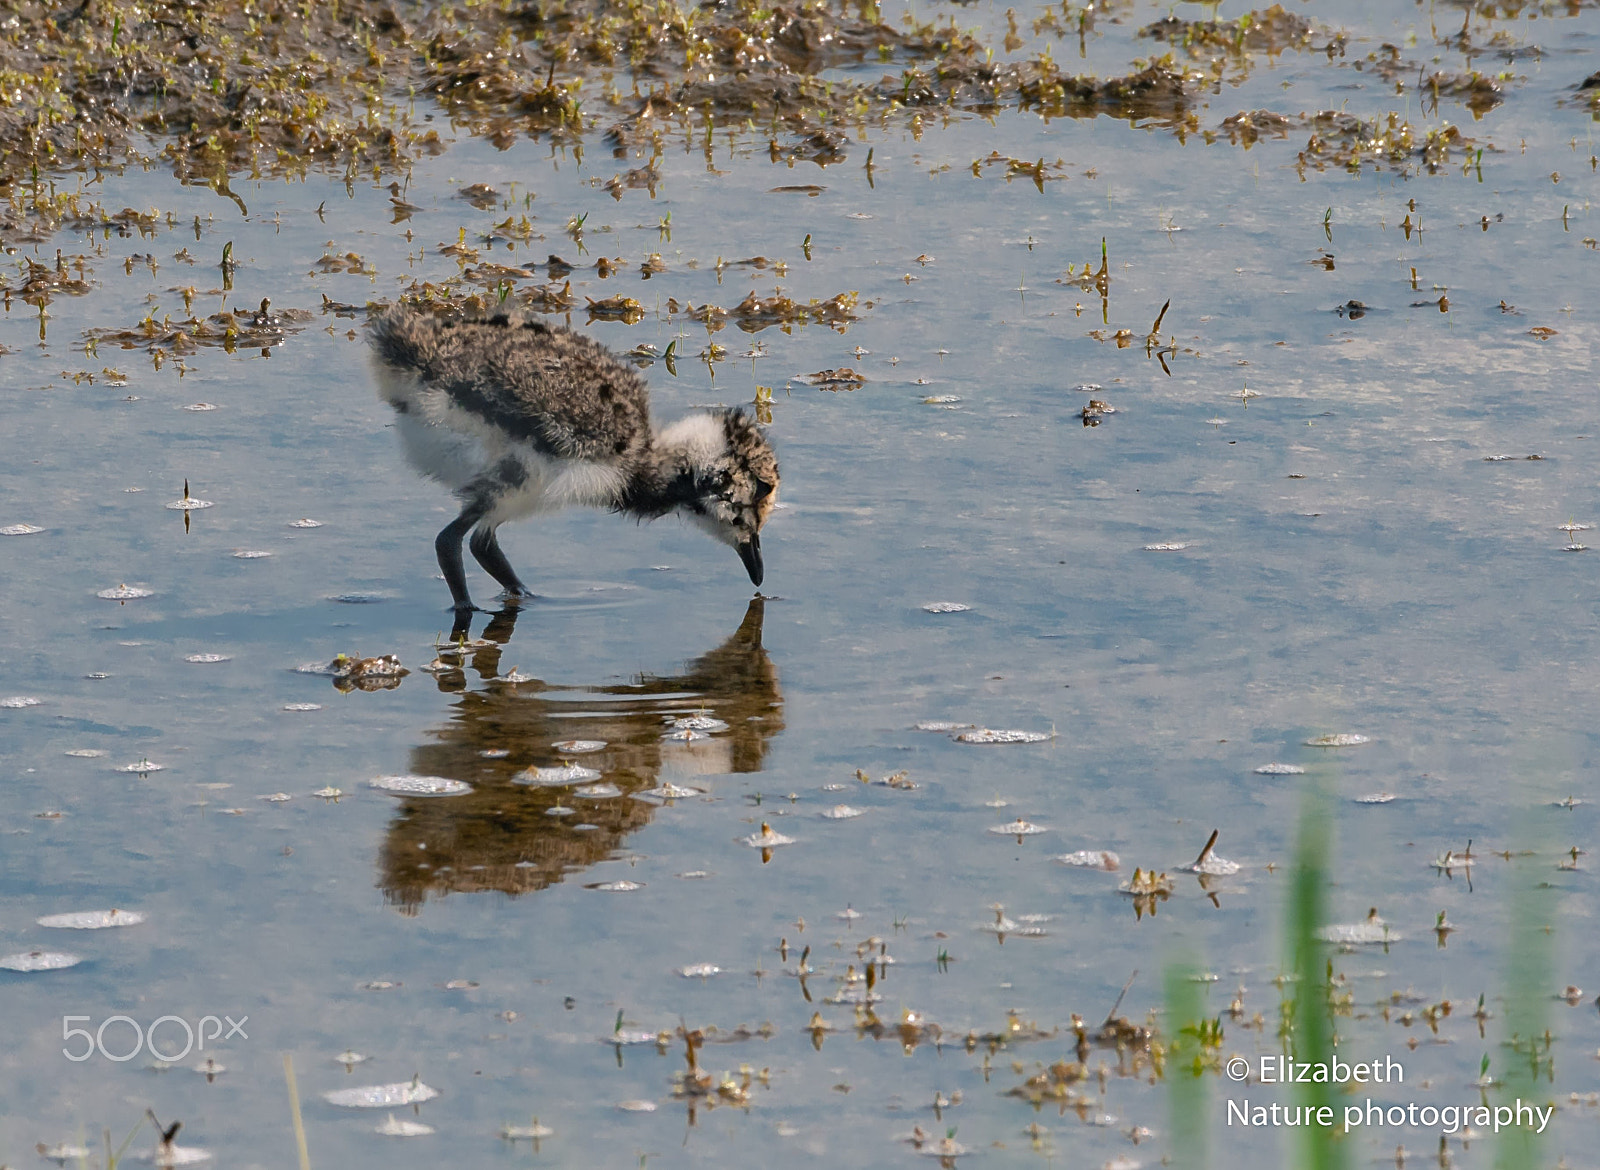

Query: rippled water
[3,1,1599,1166]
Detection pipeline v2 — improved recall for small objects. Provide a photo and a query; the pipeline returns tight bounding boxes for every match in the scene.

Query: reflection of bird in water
[378,598,782,912]
[370,308,779,621]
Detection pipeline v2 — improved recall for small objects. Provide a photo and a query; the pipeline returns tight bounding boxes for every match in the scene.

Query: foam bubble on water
[131,1144,211,1164]
[1143,542,1189,551]
[989,819,1047,836]
[183,402,219,411]
[743,825,795,849]
[678,963,721,978]
[915,1138,971,1160]
[0,950,82,972]
[288,518,324,528]
[0,523,45,536]
[617,1100,658,1112]
[164,496,213,511]
[258,792,293,803]
[478,748,510,758]
[115,759,164,773]
[636,783,705,801]
[552,739,606,754]
[1354,792,1397,804]
[369,775,472,797]
[0,695,42,708]
[586,880,645,892]
[1304,733,1370,747]
[1315,919,1399,945]
[1254,763,1305,775]
[38,909,146,929]
[184,653,232,664]
[283,703,322,712]
[915,720,973,732]
[1187,854,1241,876]
[1055,850,1120,870]
[922,602,971,613]
[662,727,710,743]
[37,1144,92,1163]
[666,714,729,733]
[375,1116,434,1138]
[324,1081,440,1108]
[575,782,622,799]
[98,584,154,600]
[232,549,272,559]
[65,749,107,758]
[957,728,1052,744]
[821,805,865,819]
[502,1123,555,1139]
[514,763,600,787]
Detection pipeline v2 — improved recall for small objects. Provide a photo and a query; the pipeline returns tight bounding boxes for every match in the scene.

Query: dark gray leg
[436,504,487,615]
[469,525,531,598]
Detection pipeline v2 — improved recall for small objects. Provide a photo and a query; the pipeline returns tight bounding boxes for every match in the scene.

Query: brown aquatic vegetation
[1216,107,1482,174]
[1140,5,1323,57]
[1297,110,1479,174]
[1349,44,1507,116]
[87,297,311,354]
[1,251,93,305]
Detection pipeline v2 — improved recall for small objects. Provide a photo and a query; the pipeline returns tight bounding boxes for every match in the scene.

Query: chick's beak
[737,533,763,586]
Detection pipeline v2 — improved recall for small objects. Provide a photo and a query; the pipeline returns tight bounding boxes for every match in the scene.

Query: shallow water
[3,0,1600,1166]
